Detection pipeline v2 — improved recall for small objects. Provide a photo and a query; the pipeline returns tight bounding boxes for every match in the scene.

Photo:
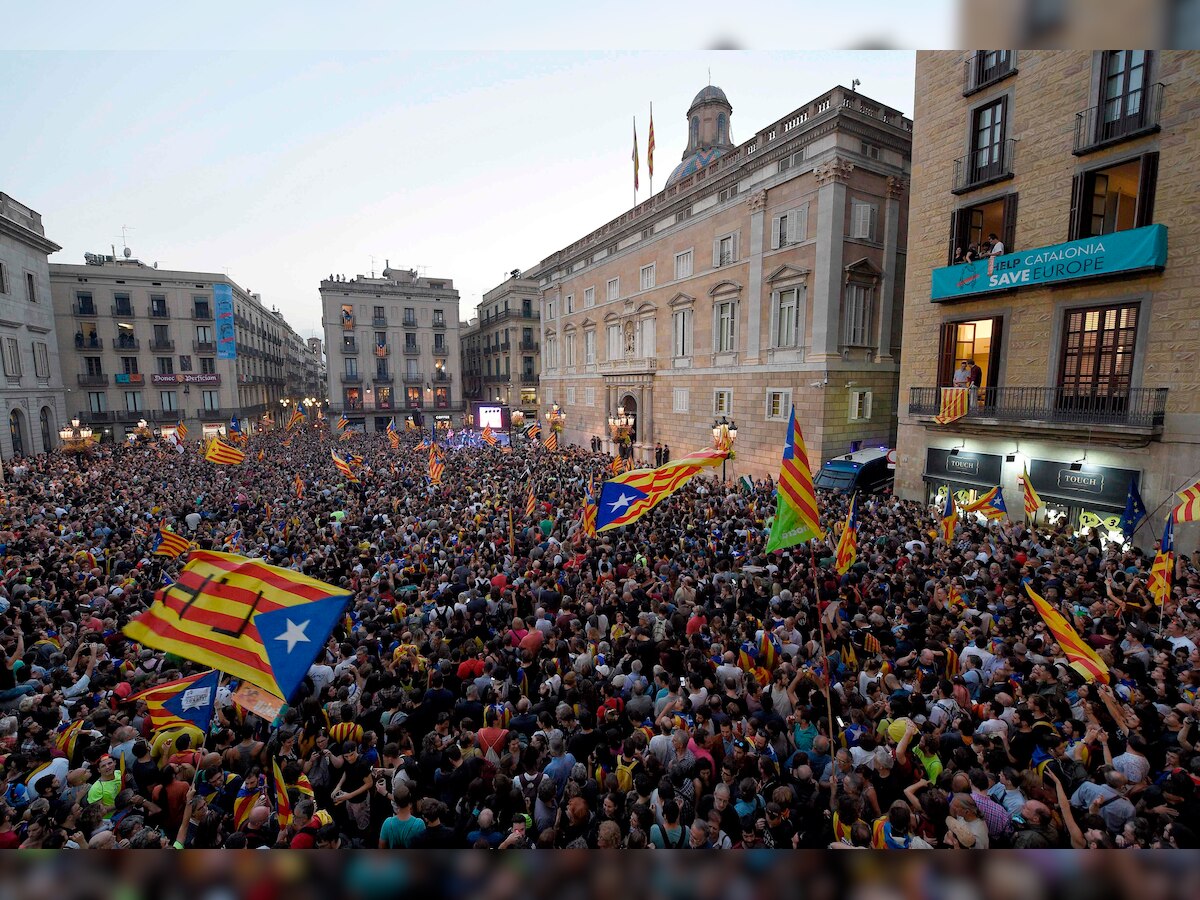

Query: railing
[197,407,224,421]
[83,410,113,422]
[953,138,1015,194]
[432,318,447,329]
[963,51,1016,95]
[73,301,97,317]
[432,369,449,382]
[520,373,538,385]
[77,373,109,386]
[150,339,175,351]
[193,308,213,320]
[403,371,423,383]
[1074,82,1164,155]
[372,316,388,327]
[193,340,216,353]
[150,306,171,318]
[114,337,141,350]
[150,410,180,422]
[403,344,420,356]
[372,373,393,383]
[74,336,104,350]
[402,316,417,327]
[908,386,1168,429]
[112,304,135,318]
[482,308,540,324]
[519,340,539,352]
[342,373,363,383]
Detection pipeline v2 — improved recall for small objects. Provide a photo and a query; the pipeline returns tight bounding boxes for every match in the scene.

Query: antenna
[370,255,376,278]
[117,225,134,255]
[708,67,711,86]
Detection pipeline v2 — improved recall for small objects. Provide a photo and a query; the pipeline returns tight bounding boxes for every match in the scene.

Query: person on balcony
[968,359,983,408]
[952,361,971,390]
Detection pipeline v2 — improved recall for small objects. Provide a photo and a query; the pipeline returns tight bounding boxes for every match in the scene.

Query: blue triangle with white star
[595,480,650,531]
[159,670,219,731]
[255,594,350,700]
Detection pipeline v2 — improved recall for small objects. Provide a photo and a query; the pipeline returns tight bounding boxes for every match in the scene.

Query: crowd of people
[1,421,1198,850]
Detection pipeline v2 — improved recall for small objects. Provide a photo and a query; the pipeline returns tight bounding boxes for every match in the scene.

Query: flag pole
[649,102,653,197]
[810,539,837,746]
[633,115,638,209]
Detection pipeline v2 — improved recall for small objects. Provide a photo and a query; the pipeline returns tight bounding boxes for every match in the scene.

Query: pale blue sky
[2,46,918,336]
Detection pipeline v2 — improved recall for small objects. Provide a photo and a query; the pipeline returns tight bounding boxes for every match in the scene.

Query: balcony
[193,340,216,354]
[83,410,113,423]
[963,51,1017,96]
[150,410,180,423]
[908,386,1168,434]
[150,306,171,319]
[519,340,539,352]
[952,139,1015,194]
[114,337,141,350]
[521,373,538,385]
[74,335,104,350]
[483,308,540,324]
[372,316,388,327]
[402,316,417,327]
[373,343,390,357]
[403,344,420,356]
[1074,83,1164,155]
[193,307,213,320]
[77,373,109,386]
[342,339,359,354]
[73,300,98,317]
[342,373,363,384]
[372,373,394,383]
[432,369,450,383]
[150,338,175,352]
[432,318,447,329]
[433,343,447,356]
[112,304,136,318]
[197,407,224,421]
[403,371,423,384]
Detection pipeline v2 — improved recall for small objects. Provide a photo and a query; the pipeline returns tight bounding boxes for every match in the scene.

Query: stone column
[745,190,768,364]
[810,158,853,363]
[876,176,906,361]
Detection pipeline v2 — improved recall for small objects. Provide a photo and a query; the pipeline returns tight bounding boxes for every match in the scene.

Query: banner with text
[215,283,237,360]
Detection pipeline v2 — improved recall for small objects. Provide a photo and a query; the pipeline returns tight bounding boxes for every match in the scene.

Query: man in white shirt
[987,232,1005,256]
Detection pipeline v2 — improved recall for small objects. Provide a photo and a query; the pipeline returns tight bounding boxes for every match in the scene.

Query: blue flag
[1119,478,1147,538]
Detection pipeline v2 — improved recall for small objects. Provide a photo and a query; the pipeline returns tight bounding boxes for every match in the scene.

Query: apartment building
[0,192,67,460]
[320,264,462,430]
[50,253,291,440]
[896,51,1199,541]
[529,84,912,476]
[461,273,541,417]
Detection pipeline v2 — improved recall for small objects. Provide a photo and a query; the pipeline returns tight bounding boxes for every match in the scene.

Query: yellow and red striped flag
[944,646,960,677]
[1024,583,1109,683]
[938,488,958,542]
[153,526,192,558]
[286,407,304,430]
[272,757,293,828]
[525,484,537,518]
[177,423,189,442]
[834,493,859,575]
[765,406,822,552]
[934,387,970,425]
[429,456,444,484]
[544,430,558,451]
[1148,517,1175,606]
[330,449,358,482]
[647,104,655,179]
[482,426,498,446]
[293,473,304,499]
[947,583,965,610]
[204,438,245,466]
[55,719,84,760]
[610,457,625,476]
[1174,479,1200,522]
[336,416,349,431]
[596,447,727,532]
[863,633,881,655]
[1023,467,1043,521]
[257,449,265,462]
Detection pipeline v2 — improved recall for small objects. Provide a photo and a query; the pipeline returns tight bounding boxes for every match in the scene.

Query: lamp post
[546,402,566,442]
[607,405,634,461]
[712,416,738,484]
[59,416,94,454]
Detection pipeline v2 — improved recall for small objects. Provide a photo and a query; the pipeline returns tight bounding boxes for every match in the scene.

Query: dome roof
[689,85,730,112]
[665,146,727,188]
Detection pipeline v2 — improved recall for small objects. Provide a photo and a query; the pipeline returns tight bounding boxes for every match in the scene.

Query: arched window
[690,116,699,147]
[717,113,727,143]
[40,407,54,453]
[9,409,25,457]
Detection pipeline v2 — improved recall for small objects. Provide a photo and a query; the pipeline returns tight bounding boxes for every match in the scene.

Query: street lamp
[59,416,94,454]
[712,416,738,483]
[547,402,566,435]
[608,405,634,459]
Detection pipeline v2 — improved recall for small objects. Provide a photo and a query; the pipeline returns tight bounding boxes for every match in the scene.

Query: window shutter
[947,209,961,265]
[1135,151,1159,228]
[1068,173,1085,241]
[732,232,740,261]
[786,210,799,244]
[1002,192,1019,253]
[986,316,1003,396]
[869,205,878,241]
[770,216,782,250]
[936,322,957,388]
[713,239,722,268]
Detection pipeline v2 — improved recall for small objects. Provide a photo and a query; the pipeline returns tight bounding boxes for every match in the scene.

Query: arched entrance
[9,409,26,457]
[40,406,54,453]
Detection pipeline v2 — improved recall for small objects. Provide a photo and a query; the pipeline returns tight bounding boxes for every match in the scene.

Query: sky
[1,45,917,338]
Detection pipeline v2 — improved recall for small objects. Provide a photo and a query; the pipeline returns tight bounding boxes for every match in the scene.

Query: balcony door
[937,316,1002,398]
[970,98,1007,185]
[1058,303,1139,414]
[1100,51,1149,143]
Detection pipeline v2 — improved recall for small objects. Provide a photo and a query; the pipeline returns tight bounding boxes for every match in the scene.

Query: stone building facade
[461,273,541,418]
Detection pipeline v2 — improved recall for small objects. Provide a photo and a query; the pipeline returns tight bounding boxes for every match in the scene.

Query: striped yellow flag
[204,438,245,465]
[934,387,970,425]
[1024,584,1109,683]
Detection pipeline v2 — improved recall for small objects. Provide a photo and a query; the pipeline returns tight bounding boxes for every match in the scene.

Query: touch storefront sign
[931,224,1167,302]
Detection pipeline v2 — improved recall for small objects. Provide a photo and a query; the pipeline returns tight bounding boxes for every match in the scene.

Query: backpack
[614,756,639,793]
[518,771,544,809]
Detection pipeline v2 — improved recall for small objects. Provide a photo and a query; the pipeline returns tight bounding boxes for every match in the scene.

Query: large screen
[478,405,505,430]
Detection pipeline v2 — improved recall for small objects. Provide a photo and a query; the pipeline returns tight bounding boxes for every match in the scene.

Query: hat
[945,816,977,847]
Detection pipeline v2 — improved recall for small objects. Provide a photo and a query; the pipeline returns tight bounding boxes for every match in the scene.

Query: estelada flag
[482,426,498,446]
[765,406,822,552]
[961,485,1008,521]
[272,757,292,828]
[1023,467,1043,520]
[596,446,727,532]
[129,669,219,732]
[55,719,84,760]
[525,484,537,518]
[934,387,970,425]
[835,493,859,575]
[336,416,349,431]
[204,438,245,465]
[153,526,192,559]
[330,449,358,482]
[293,473,304,498]
[1148,516,1175,606]
[544,431,558,451]
[1024,583,1109,683]
[286,407,304,430]
[429,457,444,485]
[938,488,958,542]
[122,550,351,700]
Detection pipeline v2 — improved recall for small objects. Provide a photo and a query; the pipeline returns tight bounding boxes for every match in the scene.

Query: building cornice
[0,216,60,255]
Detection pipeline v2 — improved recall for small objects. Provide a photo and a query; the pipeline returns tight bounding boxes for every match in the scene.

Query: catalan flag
[294,473,304,499]
[647,104,655,179]
[758,629,780,671]
[1173,478,1200,523]
[204,438,245,466]
[339,430,353,442]
[863,633,881,655]
[544,430,558,451]
[292,773,314,798]
[961,485,1008,521]
[337,416,349,431]
[482,426,498,446]
[429,455,444,485]
[1025,583,1109,683]
[610,457,627,476]
[934,387,970,425]
[129,669,219,732]
[525,422,541,441]
[765,406,823,552]
[834,493,859,575]
[55,719,84,760]
[944,646,960,677]
[122,550,352,700]
[525,484,538,518]
[1148,516,1175,607]
[331,449,358,483]
[948,583,965,610]
[177,423,189,442]
[1023,467,1043,521]
[234,775,261,830]
[272,757,292,829]
[938,488,957,542]
[153,526,192,559]
[596,446,727,532]
[286,407,304,430]
[257,449,265,462]
[386,418,400,449]
[405,418,417,432]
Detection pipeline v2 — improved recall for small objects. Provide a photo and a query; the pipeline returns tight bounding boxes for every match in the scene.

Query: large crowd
[1,422,1198,850]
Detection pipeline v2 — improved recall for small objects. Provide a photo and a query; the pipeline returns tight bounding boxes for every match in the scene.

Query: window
[948,193,1019,263]
[1069,154,1158,239]
[161,391,178,412]
[405,386,420,407]
[25,272,37,302]
[344,358,358,378]
[714,233,738,266]
[772,205,808,249]
[151,294,168,316]
[33,342,50,379]
[674,249,693,280]
[640,264,656,291]
[967,50,1014,94]
[843,284,875,348]
[564,335,576,367]
[85,356,103,376]
[433,309,445,327]
[403,307,416,326]
[583,286,595,308]
[434,387,448,409]
[545,337,557,369]
[850,200,878,241]
[2,338,21,378]
[376,386,393,409]
[178,355,192,372]
[200,357,215,374]
[672,309,693,357]
[405,332,417,351]
[849,390,873,422]
[88,392,107,413]
[567,387,576,405]
[124,391,144,413]
[766,390,792,420]
[121,356,138,375]
[1058,303,1139,399]
[113,291,132,315]
[344,388,363,411]
[374,331,386,349]
[968,98,1008,186]
[718,185,738,203]
[860,141,880,159]
[937,317,1002,392]
[714,389,732,416]
[607,323,621,360]
[196,325,213,344]
[775,288,801,348]
[193,296,211,318]
[546,297,556,320]
[584,330,596,365]
[585,386,595,406]
[1099,51,1150,143]
[715,301,736,353]
[779,149,805,174]
[434,334,445,352]
[607,278,620,302]
[562,294,573,315]
[640,318,655,357]
[690,116,699,145]
[717,113,728,143]
[373,305,385,322]
[673,388,689,413]
[156,356,174,375]
[0,261,7,294]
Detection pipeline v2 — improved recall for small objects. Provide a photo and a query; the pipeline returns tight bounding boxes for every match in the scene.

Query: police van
[813,447,894,495]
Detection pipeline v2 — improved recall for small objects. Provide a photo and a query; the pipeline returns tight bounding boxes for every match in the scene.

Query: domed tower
[665,85,735,187]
